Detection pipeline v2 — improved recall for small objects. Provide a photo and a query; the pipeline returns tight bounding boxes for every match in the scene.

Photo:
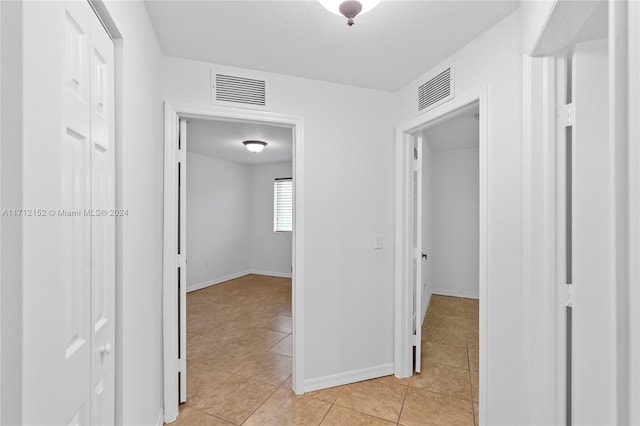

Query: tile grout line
[396,384,409,426]
[317,403,332,425]
[467,314,479,426]
[194,407,239,426]
[239,375,282,425]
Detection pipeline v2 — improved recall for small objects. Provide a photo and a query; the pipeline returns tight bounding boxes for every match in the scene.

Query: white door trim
[394,86,488,422]
[524,1,639,423]
[162,101,305,423]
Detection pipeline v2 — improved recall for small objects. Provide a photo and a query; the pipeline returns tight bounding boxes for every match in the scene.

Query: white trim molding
[186,271,252,293]
[394,85,488,424]
[431,289,479,300]
[187,270,293,293]
[304,364,394,393]
[162,101,305,423]
[155,409,164,426]
[249,269,293,279]
[523,1,640,423]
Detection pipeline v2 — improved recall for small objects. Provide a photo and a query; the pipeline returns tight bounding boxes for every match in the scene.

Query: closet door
[22,1,115,423]
[89,8,116,426]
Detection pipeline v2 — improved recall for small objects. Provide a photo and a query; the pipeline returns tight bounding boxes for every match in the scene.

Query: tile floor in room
[175,275,479,426]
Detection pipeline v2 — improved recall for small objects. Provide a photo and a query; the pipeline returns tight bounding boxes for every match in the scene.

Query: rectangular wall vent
[417,66,454,114]
[211,70,269,110]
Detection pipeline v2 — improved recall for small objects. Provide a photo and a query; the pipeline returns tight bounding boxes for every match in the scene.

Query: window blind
[274,178,293,232]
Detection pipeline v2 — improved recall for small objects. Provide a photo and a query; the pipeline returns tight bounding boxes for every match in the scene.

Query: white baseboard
[186,269,292,292]
[303,363,394,392]
[186,270,251,293]
[156,408,165,426]
[249,269,292,279]
[431,288,479,300]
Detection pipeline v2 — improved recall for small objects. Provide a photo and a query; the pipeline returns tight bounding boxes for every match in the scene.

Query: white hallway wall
[0,1,23,423]
[395,11,526,424]
[430,148,479,299]
[186,154,292,290]
[163,56,396,384]
[102,2,165,424]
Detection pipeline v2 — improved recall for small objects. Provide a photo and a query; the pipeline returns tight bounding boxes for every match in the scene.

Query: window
[274,178,293,232]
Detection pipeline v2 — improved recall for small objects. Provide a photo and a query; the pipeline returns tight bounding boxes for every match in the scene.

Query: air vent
[211,70,269,110]
[417,66,454,114]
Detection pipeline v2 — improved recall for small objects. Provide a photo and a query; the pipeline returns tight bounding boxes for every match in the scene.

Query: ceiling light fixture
[319,0,381,26]
[243,140,267,153]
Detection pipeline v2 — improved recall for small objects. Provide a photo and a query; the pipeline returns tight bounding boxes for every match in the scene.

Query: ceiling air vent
[417,66,454,114]
[211,70,269,110]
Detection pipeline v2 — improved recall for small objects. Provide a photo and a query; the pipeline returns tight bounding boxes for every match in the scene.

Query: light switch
[374,234,383,249]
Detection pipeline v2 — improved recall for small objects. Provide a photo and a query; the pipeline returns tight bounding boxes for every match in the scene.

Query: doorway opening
[162,103,305,423]
[394,87,488,424]
[182,116,294,423]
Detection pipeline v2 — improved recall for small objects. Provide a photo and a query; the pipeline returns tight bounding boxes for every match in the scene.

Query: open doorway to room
[162,103,305,424]
[181,117,294,423]
[418,105,480,421]
[395,90,486,425]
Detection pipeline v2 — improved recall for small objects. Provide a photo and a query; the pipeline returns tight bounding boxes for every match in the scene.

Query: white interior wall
[186,156,292,292]
[163,56,396,385]
[395,11,526,423]
[0,1,22,423]
[101,2,165,424]
[430,149,479,299]
[250,162,293,277]
[186,152,252,290]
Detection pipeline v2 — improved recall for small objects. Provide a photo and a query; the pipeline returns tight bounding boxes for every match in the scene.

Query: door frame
[394,86,488,420]
[162,101,305,423]
[522,1,639,423]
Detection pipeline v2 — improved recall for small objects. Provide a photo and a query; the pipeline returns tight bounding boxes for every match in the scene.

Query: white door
[412,135,423,373]
[571,38,615,424]
[90,9,116,425]
[22,1,115,423]
[178,119,188,403]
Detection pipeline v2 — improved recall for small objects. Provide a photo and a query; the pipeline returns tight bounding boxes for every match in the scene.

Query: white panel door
[412,136,423,373]
[571,38,615,425]
[89,10,115,426]
[22,1,115,424]
[59,3,93,423]
[178,119,188,403]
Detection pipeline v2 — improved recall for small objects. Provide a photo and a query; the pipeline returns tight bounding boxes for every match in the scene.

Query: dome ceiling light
[243,140,267,153]
[319,0,381,26]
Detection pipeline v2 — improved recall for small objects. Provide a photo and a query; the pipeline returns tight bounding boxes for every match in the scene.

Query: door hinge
[177,254,186,268]
[558,103,574,127]
[559,283,574,307]
[412,334,420,347]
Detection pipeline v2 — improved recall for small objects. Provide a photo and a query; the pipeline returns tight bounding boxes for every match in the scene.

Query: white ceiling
[144,0,520,91]
[423,105,479,151]
[186,118,293,165]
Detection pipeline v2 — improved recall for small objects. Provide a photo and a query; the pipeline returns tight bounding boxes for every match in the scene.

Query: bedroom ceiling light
[319,0,381,26]
[243,140,267,153]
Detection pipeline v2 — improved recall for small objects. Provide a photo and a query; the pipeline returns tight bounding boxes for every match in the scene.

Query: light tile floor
[174,275,479,425]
